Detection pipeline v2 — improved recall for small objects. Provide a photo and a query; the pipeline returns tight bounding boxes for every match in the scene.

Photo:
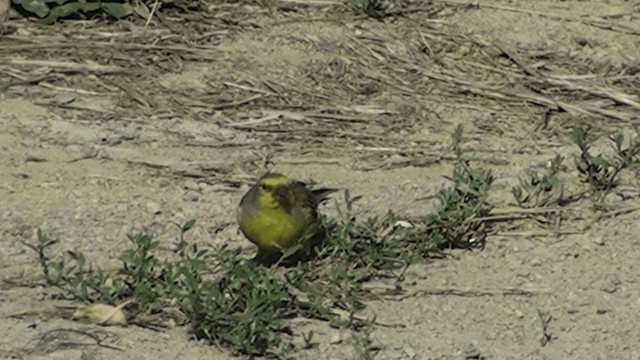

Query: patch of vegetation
[13,0,132,24]
[512,154,566,208]
[435,124,494,249]
[11,0,198,25]
[537,309,553,347]
[345,0,389,20]
[511,126,640,211]
[24,125,496,357]
[352,321,380,360]
[572,125,640,205]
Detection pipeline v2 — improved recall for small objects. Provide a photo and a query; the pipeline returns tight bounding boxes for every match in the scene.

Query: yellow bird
[237,173,337,266]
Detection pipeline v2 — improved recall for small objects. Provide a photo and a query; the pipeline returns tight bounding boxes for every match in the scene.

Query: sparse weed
[21,229,58,283]
[427,161,493,250]
[426,124,494,250]
[512,155,566,208]
[27,222,366,357]
[345,0,389,20]
[12,0,199,25]
[26,124,498,357]
[537,309,553,347]
[572,125,640,204]
[177,245,294,356]
[302,330,317,350]
[352,319,380,360]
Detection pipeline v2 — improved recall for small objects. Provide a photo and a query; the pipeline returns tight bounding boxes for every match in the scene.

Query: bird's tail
[312,188,339,204]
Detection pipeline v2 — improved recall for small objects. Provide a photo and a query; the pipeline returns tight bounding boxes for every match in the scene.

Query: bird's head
[256,173,294,209]
[257,173,290,191]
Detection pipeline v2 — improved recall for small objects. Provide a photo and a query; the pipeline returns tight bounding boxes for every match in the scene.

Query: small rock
[514,309,525,318]
[402,344,417,359]
[575,36,591,46]
[146,201,162,215]
[607,275,622,286]
[600,282,618,294]
[183,191,201,202]
[330,330,343,345]
[463,343,484,360]
[593,237,605,246]
[183,180,200,191]
[25,154,47,162]
[55,91,77,105]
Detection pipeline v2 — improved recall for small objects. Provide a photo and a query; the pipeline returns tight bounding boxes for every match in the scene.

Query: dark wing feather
[311,188,338,206]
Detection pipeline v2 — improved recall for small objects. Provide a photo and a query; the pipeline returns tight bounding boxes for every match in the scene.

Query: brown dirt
[1,0,640,359]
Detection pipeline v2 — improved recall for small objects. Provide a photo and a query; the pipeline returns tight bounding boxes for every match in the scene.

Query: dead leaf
[72,300,132,327]
[133,1,150,19]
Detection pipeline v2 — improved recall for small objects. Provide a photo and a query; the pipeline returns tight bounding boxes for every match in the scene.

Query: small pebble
[330,330,343,345]
[463,343,484,359]
[600,283,617,294]
[575,36,591,46]
[55,91,77,105]
[25,154,47,162]
[183,180,200,191]
[402,344,417,359]
[608,275,622,286]
[146,201,162,215]
[183,191,200,202]
[593,237,605,246]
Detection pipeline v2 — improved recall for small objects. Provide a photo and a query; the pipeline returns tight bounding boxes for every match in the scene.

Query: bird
[237,172,337,266]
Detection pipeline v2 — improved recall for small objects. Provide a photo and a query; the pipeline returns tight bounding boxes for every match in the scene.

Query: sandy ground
[1,0,640,359]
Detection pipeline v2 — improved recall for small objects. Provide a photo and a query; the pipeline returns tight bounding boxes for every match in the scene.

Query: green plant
[25,129,499,357]
[177,245,294,356]
[11,0,199,25]
[21,229,59,284]
[12,0,134,24]
[345,0,389,20]
[352,319,380,360]
[537,309,553,347]
[572,125,640,203]
[512,155,566,208]
[321,207,415,272]
[26,221,366,357]
[421,124,494,250]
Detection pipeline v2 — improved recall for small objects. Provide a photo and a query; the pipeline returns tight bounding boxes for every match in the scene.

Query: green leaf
[49,0,71,6]
[182,219,197,232]
[39,1,100,24]
[13,0,50,18]
[101,2,134,18]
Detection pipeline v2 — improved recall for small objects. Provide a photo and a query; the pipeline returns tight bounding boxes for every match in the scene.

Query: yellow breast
[240,207,304,252]
[238,191,315,253]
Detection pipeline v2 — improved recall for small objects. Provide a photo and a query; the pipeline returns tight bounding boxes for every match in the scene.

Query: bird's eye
[260,183,268,190]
